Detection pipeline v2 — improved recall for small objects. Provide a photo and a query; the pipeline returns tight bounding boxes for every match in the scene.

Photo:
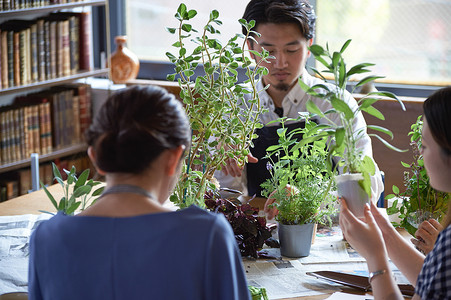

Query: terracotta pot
[109,36,140,84]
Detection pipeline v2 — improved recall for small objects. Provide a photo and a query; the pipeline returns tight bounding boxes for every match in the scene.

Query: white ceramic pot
[278,223,315,258]
[336,173,369,218]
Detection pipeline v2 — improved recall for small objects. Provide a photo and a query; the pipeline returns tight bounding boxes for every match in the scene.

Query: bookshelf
[0,0,110,200]
[0,68,108,96]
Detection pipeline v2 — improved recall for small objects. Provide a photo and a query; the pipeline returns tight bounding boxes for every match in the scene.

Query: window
[315,0,450,86]
[125,1,248,68]
[124,0,450,88]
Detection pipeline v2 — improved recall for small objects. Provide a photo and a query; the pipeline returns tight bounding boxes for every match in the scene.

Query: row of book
[0,82,92,165]
[0,11,92,90]
[0,154,93,202]
[1,0,85,11]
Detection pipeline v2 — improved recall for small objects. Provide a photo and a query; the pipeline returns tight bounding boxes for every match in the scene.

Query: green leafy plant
[298,39,406,196]
[41,163,104,215]
[166,3,269,208]
[386,116,450,236]
[260,117,337,225]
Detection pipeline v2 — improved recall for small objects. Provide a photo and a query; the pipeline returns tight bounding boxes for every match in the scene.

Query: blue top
[28,205,250,300]
[415,225,451,299]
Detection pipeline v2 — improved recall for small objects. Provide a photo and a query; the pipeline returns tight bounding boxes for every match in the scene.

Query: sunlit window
[125,0,451,86]
[125,0,247,61]
[316,0,451,86]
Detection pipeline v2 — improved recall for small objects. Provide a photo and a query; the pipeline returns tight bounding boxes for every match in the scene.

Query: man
[216,0,383,210]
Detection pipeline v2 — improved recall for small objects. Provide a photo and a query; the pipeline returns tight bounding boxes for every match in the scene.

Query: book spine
[44,101,52,153]
[78,84,91,140]
[49,21,57,79]
[18,168,31,195]
[72,94,80,143]
[78,12,92,71]
[0,112,7,163]
[25,105,33,157]
[44,20,51,80]
[56,20,63,78]
[61,19,70,77]
[31,105,40,154]
[5,110,13,162]
[37,19,46,82]
[12,108,21,160]
[18,107,25,160]
[13,31,20,87]
[19,29,27,86]
[1,31,8,88]
[30,23,38,83]
[38,103,46,154]
[68,15,79,74]
[3,0,10,11]
[26,27,31,85]
[7,30,14,87]
[50,93,60,149]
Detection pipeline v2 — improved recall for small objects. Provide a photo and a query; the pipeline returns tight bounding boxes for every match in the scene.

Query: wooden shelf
[0,143,88,174]
[0,0,106,17]
[0,69,109,96]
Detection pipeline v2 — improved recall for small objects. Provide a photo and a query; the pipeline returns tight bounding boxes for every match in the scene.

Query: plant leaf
[369,134,408,152]
[367,125,393,139]
[41,182,58,210]
[330,97,353,120]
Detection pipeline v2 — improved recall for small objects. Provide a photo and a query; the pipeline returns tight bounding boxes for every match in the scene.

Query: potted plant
[260,118,337,258]
[165,3,269,208]
[204,190,272,259]
[41,163,104,215]
[298,39,406,217]
[386,116,450,236]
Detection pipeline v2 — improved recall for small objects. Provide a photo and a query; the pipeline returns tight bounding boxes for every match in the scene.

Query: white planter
[278,223,315,258]
[336,173,369,218]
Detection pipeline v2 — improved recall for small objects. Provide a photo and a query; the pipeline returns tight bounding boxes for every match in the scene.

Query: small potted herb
[299,39,406,217]
[386,116,450,236]
[260,118,337,257]
[41,163,104,215]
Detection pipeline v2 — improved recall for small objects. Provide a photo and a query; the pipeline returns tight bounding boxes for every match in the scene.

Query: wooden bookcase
[0,0,109,200]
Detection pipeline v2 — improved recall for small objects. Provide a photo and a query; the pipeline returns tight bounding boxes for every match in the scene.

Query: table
[0,186,411,299]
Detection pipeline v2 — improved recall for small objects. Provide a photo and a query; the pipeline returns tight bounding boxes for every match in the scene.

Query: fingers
[247,153,259,164]
[264,197,278,220]
[222,159,243,177]
[429,219,444,231]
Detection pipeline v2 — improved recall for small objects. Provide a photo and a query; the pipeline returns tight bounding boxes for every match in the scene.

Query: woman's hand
[264,185,299,220]
[339,198,388,262]
[411,219,443,254]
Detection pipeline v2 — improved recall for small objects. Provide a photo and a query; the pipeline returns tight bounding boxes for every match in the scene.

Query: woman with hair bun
[28,85,250,300]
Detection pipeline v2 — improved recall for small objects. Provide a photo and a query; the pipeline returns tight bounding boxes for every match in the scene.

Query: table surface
[0,185,410,300]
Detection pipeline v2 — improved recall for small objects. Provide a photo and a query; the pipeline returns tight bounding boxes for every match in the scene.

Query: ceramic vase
[278,223,315,258]
[109,36,139,84]
[336,173,369,218]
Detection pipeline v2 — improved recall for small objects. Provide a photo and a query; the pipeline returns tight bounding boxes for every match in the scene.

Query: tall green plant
[261,118,336,225]
[41,163,104,215]
[166,4,269,208]
[299,39,406,196]
[386,116,450,236]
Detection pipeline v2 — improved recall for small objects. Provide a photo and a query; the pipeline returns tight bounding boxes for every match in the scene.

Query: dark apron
[246,121,306,197]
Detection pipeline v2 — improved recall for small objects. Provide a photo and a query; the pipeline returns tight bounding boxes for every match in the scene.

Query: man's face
[249,23,312,93]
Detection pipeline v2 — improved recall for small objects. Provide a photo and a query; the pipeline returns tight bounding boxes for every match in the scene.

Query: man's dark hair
[242,0,316,40]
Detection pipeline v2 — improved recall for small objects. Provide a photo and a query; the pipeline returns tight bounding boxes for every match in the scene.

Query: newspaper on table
[0,214,51,294]
[244,226,410,299]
